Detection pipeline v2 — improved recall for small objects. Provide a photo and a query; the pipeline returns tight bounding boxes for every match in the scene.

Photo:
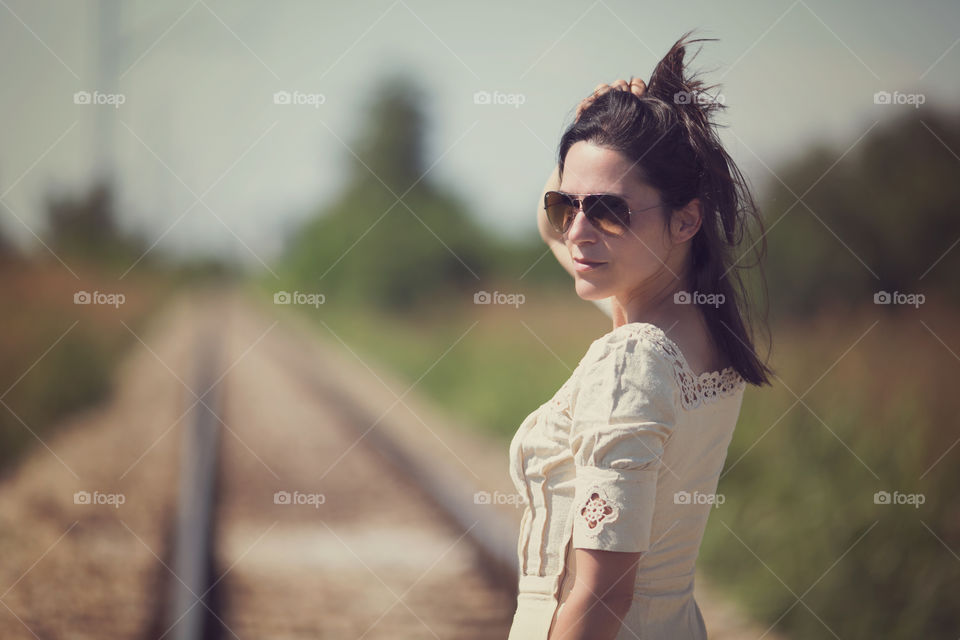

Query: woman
[507,30,775,640]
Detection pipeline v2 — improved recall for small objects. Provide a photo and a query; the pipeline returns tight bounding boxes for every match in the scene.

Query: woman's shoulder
[580,322,745,410]
[575,323,679,392]
[581,321,678,368]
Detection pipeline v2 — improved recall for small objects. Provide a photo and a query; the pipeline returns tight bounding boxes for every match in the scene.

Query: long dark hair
[558,29,774,387]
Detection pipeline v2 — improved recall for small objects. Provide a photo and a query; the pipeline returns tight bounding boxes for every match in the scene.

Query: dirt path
[210,295,514,639]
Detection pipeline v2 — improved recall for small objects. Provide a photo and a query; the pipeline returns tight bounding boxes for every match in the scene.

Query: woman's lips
[573,257,607,272]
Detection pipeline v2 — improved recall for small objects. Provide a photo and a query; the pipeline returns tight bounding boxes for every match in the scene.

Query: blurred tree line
[274,72,569,315]
[0,223,10,258]
[0,173,229,472]
[761,108,959,314]
[42,178,148,267]
[276,73,959,319]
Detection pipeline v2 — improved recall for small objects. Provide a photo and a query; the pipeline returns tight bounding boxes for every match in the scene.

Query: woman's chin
[574,279,610,301]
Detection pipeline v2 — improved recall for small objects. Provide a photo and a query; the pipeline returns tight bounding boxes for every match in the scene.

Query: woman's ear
[670,197,702,244]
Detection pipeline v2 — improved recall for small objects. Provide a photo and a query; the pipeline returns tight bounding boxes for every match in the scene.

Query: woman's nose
[565,206,595,239]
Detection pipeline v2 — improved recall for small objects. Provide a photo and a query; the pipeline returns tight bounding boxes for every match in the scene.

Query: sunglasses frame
[543,190,665,235]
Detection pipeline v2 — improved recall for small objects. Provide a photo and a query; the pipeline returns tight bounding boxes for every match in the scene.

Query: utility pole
[94,0,121,185]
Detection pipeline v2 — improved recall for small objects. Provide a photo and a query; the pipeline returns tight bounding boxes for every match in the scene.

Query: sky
[1,0,958,273]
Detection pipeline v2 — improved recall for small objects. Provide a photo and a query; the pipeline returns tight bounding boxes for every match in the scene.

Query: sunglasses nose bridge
[565,197,594,235]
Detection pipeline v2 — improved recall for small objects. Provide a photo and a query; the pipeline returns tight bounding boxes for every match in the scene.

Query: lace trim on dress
[579,484,619,533]
[615,322,747,411]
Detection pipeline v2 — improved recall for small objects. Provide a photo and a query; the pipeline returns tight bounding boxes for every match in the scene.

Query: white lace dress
[507,321,746,639]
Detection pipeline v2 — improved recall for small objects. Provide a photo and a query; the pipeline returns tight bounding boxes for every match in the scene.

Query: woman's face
[559,140,680,304]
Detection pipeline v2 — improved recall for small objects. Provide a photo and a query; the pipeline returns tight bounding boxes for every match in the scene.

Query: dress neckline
[601,321,746,410]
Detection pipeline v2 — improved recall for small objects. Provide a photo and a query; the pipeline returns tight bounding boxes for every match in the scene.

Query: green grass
[250,278,612,439]
[698,302,959,639]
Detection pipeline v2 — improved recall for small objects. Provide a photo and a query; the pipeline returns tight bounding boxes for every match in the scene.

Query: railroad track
[0,290,516,639]
[0,294,198,639]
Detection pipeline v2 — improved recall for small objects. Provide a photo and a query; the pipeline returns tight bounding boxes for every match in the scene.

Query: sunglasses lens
[544,191,575,233]
[584,195,631,234]
[544,192,633,234]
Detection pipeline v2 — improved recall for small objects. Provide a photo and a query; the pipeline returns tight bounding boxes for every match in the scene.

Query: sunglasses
[543,190,664,235]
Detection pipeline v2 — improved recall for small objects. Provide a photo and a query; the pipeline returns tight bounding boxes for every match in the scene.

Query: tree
[43,178,146,266]
[760,107,960,315]
[277,71,502,313]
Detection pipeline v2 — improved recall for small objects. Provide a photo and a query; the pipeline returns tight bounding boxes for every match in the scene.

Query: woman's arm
[548,548,641,639]
[537,163,577,279]
[537,164,623,327]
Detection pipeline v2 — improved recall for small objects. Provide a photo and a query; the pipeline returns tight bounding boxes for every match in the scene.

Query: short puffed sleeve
[568,335,678,553]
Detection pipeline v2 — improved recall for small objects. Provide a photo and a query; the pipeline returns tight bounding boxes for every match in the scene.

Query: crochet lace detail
[579,484,619,533]
[615,322,746,410]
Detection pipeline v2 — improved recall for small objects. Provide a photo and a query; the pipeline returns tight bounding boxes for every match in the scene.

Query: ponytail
[646,31,742,247]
